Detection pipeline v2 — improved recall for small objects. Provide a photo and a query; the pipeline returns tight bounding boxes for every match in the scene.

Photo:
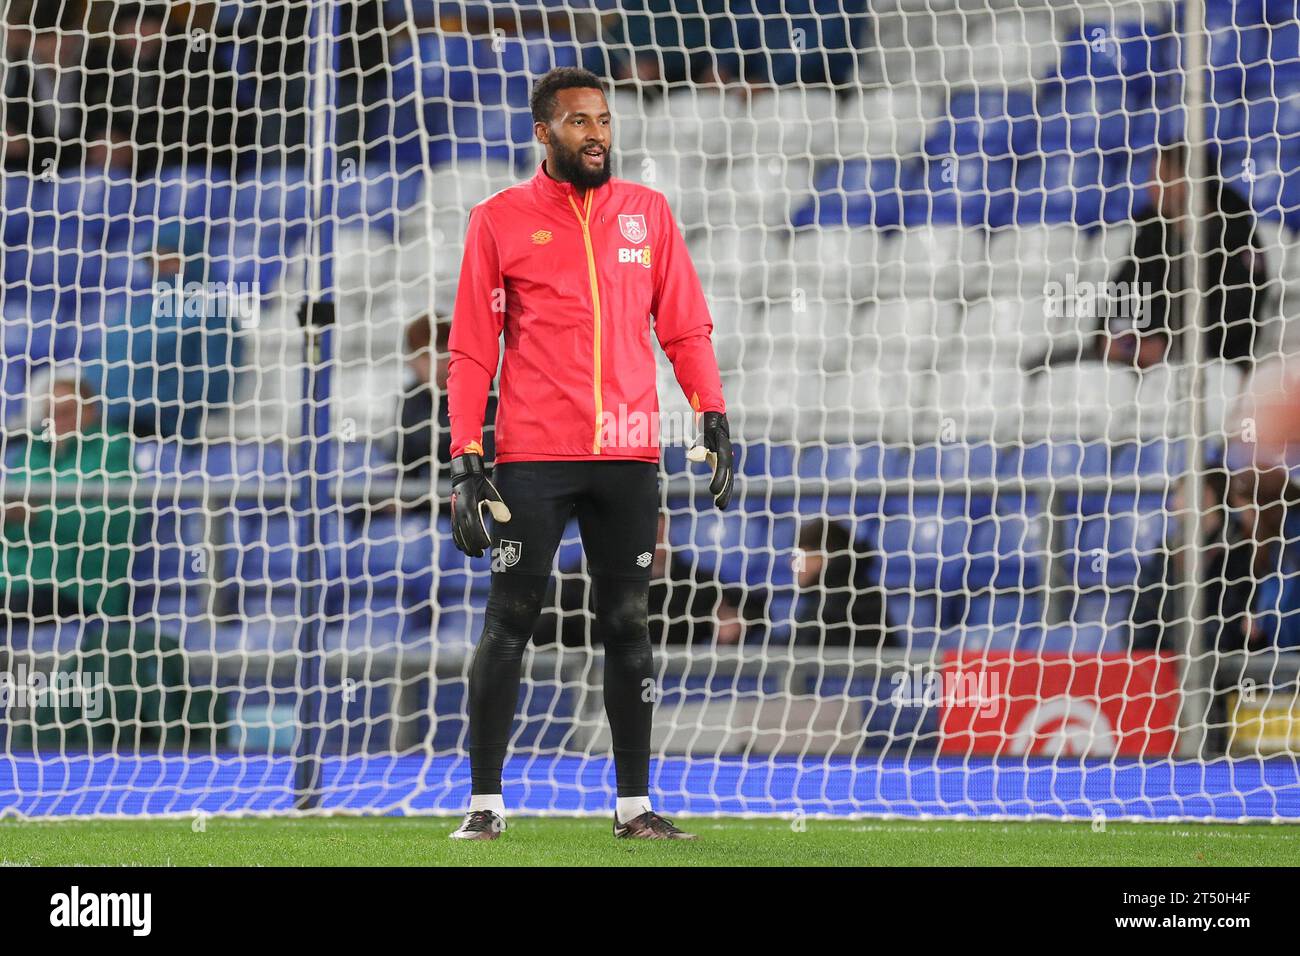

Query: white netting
[0,0,1298,820]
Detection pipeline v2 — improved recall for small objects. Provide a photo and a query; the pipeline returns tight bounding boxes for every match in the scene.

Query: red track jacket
[447,163,726,463]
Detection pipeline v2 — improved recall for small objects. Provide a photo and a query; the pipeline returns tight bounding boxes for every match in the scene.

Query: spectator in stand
[94,222,241,439]
[394,314,495,505]
[1132,467,1252,652]
[1133,450,1300,654]
[79,120,137,178]
[1098,142,1269,369]
[1226,445,1300,650]
[0,370,135,635]
[2,2,100,174]
[791,519,892,648]
[532,514,756,647]
[1133,448,1300,753]
[1,17,36,172]
[610,50,668,101]
[98,2,244,175]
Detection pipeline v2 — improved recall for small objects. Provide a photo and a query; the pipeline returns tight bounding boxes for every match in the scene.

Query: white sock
[468,793,506,817]
[616,796,652,824]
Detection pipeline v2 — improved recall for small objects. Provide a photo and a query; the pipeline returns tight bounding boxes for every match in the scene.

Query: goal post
[0,0,1298,822]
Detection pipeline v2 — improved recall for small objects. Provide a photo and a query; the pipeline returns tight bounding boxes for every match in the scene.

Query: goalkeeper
[445,68,732,841]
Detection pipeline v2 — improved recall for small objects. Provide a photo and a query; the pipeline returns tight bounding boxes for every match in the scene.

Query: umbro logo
[636,552,653,568]
[530,230,553,245]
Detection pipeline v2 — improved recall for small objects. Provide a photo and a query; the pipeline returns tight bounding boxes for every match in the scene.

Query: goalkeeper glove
[687,411,734,510]
[449,452,512,557]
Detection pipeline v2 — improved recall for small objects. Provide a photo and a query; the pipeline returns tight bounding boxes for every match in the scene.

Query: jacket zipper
[567,190,603,454]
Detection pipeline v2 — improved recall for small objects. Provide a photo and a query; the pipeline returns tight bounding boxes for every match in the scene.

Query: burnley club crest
[497,540,522,568]
[618,214,647,243]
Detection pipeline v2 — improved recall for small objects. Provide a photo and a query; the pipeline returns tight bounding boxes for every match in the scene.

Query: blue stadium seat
[236,441,291,479]
[333,166,424,234]
[885,594,941,633]
[907,442,999,483]
[878,494,981,595]
[525,35,581,75]
[926,88,1037,160]
[794,491,857,522]
[343,515,408,597]
[339,441,400,483]
[230,511,299,586]
[471,34,531,106]
[8,621,85,656]
[412,32,477,99]
[53,178,113,248]
[791,157,905,229]
[796,443,867,481]
[736,507,799,589]
[1056,20,1174,102]
[1,177,54,249]
[965,508,1045,593]
[432,512,490,603]
[3,313,55,360]
[879,445,917,481]
[230,170,310,227]
[661,443,688,476]
[1059,491,1169,590]
[906,155,1012,228]
[1245,2,1300,90]
[667,508,745,583]
[899,161,955,227]
[965,593,1043,629]
[170,440,229,478]
[1011,151,1108,227]
[227,218,305,290]
[728,0,868,85]
[1024,622,1125,654]
[0,351,26,424]
[998,441,1114,480]
[1110,439,1188,478]
[737,441,796,479]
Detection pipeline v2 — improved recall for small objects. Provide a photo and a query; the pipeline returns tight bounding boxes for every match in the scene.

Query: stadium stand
[1,0,1298,819]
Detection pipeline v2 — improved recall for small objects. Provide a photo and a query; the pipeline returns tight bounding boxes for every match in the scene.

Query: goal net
[1,0,1298,822]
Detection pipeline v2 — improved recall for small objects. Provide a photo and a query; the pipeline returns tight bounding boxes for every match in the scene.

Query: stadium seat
[729,1,866,85]
[1055,20,1173,103]
[666,508,745,584]
[878,493,984,600]
[795,442,881,482]
[1023,621,1125,654]
[965,592,1044,629]
[927,87,1037,160]
[737,441,797,480]
[1059,490,1169,593]
[791,158,906,231]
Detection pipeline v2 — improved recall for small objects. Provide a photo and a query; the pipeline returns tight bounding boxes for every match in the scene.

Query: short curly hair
[530,67,606,125]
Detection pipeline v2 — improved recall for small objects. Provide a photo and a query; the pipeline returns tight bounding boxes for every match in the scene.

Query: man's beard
[551,140,613,189]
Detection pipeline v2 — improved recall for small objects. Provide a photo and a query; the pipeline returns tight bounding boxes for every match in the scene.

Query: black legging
[467,571,654,797]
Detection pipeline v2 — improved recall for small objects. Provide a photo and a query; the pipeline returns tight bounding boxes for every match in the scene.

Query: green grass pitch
[2,817,1298,866]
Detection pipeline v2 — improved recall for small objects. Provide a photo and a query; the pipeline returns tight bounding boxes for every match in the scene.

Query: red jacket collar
[531,161,606,209]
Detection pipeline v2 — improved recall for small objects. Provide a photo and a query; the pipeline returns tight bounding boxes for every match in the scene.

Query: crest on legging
[618,214,647,243]
[498,540,522,568]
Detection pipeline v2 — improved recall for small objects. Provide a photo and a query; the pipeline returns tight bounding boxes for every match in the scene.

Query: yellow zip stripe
[568,191,603,454]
